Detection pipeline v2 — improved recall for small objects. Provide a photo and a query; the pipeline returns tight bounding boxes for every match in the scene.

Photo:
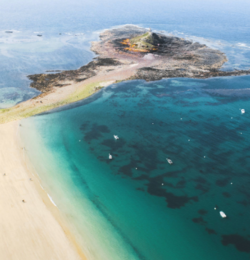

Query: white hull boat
[166,158,173,165]
[220,211,227,218]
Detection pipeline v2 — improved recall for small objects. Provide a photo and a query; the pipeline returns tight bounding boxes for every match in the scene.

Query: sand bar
[0,121,86,260]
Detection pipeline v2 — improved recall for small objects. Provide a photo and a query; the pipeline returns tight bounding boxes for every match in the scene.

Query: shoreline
[0,121,86,260]
[0,65,133,124]
[1,25,250,259]
[1,24,250,124]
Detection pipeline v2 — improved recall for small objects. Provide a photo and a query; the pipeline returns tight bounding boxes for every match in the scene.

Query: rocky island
[1,25,250,123]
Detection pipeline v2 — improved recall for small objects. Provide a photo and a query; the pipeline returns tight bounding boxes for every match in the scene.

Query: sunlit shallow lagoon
[21,76,250,259]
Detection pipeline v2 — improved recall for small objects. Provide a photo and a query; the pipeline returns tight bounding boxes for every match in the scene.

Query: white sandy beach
[0,55,148,259]
[0,121,86,260]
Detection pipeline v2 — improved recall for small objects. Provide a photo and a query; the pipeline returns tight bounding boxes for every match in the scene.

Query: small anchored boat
[166,158,173,165]
[220,211,227,218]
[241,109,245,114]
[114,135,119,140]
[109,154,112,160]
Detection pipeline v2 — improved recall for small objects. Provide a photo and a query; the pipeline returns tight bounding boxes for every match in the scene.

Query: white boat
[109,154,112,160]
[166,158,173,164]
[220,211,227,218]
[241,109,245,114]
[114,135,119,140]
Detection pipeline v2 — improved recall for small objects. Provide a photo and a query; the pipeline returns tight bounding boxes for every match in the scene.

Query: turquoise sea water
[2,0,250,259]
[21,76,250,259]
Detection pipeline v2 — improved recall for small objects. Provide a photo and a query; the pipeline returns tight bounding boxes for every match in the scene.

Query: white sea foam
[0,48,13,58]
[48,194,57,207]
[236,42,250,49]
[0,35,43,44]
[74,33,85,36]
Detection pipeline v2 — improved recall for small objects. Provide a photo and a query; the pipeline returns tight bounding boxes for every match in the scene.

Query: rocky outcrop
[28,25,250,94]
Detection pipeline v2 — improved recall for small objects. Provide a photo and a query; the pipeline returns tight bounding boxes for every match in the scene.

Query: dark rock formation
[28,25,250,94]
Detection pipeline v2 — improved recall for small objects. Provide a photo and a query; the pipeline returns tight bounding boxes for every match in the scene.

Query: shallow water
[21,76,250,259]
[2,0,250,258]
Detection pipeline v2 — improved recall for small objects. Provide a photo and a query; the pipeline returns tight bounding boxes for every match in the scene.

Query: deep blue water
[2,0,250,259]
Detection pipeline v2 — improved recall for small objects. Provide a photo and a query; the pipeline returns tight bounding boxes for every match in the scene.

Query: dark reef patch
[101,138,126,151]
[206,228,217,235]
[195,183,210,193]
[147,182,199,209]
[83,124,110,142]
[216,177,230,187]
[222,192,231,198]
[198,209,208,215]
[119,160,138,177]
[192,217,207,225]
[237,200,250,207]
[222,234,250,253]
